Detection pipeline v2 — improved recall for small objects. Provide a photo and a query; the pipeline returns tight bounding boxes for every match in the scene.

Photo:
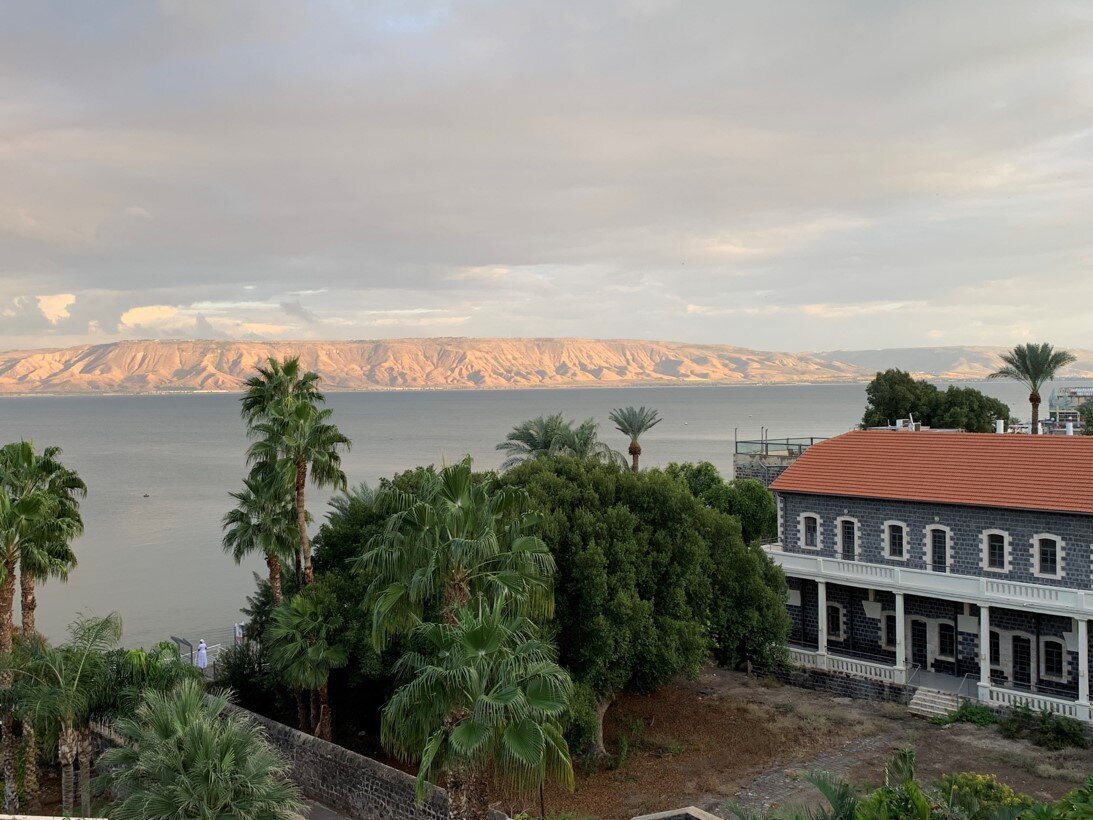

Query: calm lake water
[0,380,1073,648]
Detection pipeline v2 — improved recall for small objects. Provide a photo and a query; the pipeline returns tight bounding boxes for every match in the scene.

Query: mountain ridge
[1,339,1092,395]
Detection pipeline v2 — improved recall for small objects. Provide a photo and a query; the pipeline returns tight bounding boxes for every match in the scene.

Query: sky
[2,1,1092,353]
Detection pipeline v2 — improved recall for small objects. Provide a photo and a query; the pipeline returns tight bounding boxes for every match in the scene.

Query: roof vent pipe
[994,419,1005,434]
[1066,421,1074,436]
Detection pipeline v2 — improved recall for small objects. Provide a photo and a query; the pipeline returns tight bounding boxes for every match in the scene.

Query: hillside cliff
[0,339,1090,395]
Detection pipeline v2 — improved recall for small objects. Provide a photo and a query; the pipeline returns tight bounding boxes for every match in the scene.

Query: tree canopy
[861,369,1010,432]
[664,462,777,544]
[500,456,788,754]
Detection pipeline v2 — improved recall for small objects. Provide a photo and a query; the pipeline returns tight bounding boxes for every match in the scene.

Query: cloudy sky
[2,1,1092,353]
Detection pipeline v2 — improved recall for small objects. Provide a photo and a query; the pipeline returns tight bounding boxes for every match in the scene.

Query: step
[908,687,962,719]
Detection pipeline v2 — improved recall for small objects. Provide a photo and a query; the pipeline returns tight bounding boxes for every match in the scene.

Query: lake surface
[0,380,1071,648]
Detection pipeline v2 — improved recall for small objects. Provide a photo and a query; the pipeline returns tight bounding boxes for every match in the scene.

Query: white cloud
[36,293,75,324]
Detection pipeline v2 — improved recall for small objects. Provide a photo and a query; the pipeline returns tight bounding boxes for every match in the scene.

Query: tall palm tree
[358,458,555,649]
[989,343,1076,434]
[240,355,324,427]
[0,441,55,812]
[266,593,346,741]
[14,613,121,816]
[222,466,299,606]
[97,679,305,820]
[495,413,571,469]
[382,602,574,820]
[247,397,350,586]
[609,406,662,471]
[18,446,85,638]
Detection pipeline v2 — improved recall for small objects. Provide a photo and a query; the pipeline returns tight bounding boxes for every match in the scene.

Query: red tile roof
[770,429,1093,515]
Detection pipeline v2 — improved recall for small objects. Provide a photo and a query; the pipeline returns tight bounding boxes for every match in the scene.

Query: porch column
[979,605,991,700]
[816,580,828,666]
[1078,618,1089,707]
[894,592,906,676]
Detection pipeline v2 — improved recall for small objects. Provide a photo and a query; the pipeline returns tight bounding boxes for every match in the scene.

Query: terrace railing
[735,437,825,457]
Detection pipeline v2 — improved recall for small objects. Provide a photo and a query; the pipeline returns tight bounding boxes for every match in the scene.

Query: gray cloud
[1,1,1091,351]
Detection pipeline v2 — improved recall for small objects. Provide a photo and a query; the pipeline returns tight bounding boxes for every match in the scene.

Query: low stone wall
[632,808,722,820]
[774,666,914,705]
[221,704,508,820]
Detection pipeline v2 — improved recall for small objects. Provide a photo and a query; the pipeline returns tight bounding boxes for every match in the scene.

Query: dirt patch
[505,667,1092,820]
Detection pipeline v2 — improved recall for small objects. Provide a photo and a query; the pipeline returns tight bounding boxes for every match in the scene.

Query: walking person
[196,639,208,671]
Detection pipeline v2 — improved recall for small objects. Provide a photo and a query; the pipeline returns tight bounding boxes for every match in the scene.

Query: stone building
[764,429,1092,721]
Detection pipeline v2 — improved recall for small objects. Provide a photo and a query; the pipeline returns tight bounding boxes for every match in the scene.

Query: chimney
[994,419,1005,434]
[1066,421,1074,436]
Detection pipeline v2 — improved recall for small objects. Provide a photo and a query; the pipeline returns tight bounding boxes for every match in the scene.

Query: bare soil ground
[504,667,1092,820]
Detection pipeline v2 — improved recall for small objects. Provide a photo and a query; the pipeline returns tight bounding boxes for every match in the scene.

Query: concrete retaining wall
[220,704,508,820]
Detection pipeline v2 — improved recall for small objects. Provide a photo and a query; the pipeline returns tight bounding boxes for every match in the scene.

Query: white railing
[788,646,816,666]
[828,654,899,682]
[985,687,1089,720]
[763,545,1093,617]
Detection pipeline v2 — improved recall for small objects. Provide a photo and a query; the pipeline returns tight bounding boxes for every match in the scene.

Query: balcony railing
[763,545,1093,617]
[735,437,825,457]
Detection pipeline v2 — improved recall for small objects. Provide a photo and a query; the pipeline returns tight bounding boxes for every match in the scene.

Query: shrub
[932,701,998,727]
[1049,777,1093,818]
[937,772,1033,815]
[998,705,1087,750]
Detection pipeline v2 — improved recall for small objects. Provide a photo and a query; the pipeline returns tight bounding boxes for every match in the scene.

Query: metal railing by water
[735,437,825,457]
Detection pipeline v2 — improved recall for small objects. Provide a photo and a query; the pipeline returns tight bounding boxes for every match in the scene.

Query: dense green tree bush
[862,369,1010,432]
[502,456,788,755]
[666,462,777,543]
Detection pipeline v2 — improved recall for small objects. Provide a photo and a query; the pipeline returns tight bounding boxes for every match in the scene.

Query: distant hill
[0,339,1091,395]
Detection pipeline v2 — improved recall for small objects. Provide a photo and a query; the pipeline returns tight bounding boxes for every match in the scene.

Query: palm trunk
[1,551,18,812]
[58,725,76,815]
[267,554,283,606]
[20,566,36,637]
[446,765,490,820]
[310,688,320,735]
[78,726,92,817]
[295,688,312,735]
[590,696,613,758]
[23,721,40,813]
[1030,393,1040,434]
[315,684,332,741]
[295,459,312,585]
[628,441,640,472]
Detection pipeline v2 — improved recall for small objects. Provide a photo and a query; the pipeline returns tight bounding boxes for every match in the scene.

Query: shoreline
[0,376,1019,399]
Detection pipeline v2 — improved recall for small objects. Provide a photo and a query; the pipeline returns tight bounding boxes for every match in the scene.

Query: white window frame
[882,520,908,561]
[1031,534,1065,580]
[980,529,1011,573]
[834,516,860,560]
[1039,637,1068,683]
[825,601,846,641]
[936,621,957,660]
[923,525,953,571]
[989,629,1003,673]
[798,512,823,550]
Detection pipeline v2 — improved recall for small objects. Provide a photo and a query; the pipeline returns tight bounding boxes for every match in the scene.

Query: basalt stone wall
[775,666,914,705]
[219,704,508,820]
[733,454,794,486]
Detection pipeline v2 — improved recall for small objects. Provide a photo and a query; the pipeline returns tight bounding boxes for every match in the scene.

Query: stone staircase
[908,686,962,719]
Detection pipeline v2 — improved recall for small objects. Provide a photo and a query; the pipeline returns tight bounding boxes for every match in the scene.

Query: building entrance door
[910,620,928,669]
[1012,636,1032,688]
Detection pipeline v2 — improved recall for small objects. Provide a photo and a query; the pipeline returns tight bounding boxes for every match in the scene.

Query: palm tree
[989,343,1077,434]
[495,414,571,469]
[97,679,305,820]
[554,418,626,466]
[358,458,555,649]
[222,466,299,606]
[14,613,121,816]
[0,441,56,812]
[382,601,574,820]
[240,356,324,427]
[266,593,346,741]
[0,443,84,812]
[18,446,85,638]
[247,396,350,585]
[609,406,662,471]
